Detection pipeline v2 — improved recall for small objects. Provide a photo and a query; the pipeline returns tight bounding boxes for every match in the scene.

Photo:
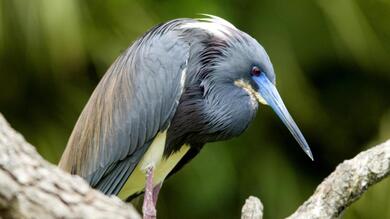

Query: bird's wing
[58,19,191,195]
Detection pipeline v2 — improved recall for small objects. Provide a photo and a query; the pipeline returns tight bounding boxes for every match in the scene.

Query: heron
[59,15,313,219]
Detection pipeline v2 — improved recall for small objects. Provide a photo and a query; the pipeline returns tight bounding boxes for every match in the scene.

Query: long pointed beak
[253,73,314,160]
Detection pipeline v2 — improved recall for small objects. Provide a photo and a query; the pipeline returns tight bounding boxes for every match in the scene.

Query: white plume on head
[181,14,238,39]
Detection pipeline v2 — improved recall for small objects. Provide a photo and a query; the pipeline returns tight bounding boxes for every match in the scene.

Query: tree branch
[241,196,263,219]
[0,113,141,219]
[241,140,390,219]
[286,139,390,219]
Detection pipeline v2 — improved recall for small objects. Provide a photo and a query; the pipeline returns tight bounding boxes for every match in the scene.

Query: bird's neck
[203,83,258,139]
[165,82,257,156]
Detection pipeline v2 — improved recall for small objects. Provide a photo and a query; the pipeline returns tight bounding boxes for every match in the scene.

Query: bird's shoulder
[58,19,194,185]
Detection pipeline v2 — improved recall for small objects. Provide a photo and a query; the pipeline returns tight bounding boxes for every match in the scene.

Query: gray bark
[286,139,390,219]
[242,140,390,219]
[241,196,263,219]
[0,113,141,219]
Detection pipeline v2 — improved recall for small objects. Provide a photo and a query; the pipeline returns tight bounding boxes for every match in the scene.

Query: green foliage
[0,0,389,218]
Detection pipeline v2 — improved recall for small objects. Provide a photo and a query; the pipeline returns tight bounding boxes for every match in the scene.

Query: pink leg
[152,182,163,206]
[143,167,156,219]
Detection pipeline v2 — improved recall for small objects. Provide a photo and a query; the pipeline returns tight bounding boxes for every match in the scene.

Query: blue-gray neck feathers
[165,17,274,155]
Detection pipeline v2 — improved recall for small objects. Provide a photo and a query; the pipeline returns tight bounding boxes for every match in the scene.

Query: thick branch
[286,139,390,219]
[0,113,141,219]
[241,140,390,219]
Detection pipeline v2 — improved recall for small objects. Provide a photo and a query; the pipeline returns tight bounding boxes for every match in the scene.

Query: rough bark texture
[286,139,390,219]
[241,196,263,219]
[0,111,389,219]
[0,113,141,219]
[242,140,390,219]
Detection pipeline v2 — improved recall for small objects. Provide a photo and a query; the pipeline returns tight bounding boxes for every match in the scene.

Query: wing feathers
[59,19,191,196]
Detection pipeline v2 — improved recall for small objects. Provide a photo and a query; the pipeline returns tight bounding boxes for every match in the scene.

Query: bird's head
[185,15,313,160]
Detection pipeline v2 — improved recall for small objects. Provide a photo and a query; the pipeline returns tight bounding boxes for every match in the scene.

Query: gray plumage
[59,19,192,194]
[59,15,290,200]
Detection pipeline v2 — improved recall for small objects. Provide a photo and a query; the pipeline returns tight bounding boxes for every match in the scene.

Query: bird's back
[59,19,193,196]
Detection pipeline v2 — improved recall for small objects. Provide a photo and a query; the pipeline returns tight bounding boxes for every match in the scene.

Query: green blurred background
[1,0,390,218]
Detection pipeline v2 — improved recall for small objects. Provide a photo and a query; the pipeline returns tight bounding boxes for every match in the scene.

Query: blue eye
[251,66,261,76]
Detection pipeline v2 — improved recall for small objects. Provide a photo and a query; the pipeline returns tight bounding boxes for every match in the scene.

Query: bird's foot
[152,182,162,206]
[142,204,156,219]
[143,166,157,219]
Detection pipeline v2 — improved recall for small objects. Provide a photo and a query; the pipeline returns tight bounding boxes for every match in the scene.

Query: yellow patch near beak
[234,79,268,105]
